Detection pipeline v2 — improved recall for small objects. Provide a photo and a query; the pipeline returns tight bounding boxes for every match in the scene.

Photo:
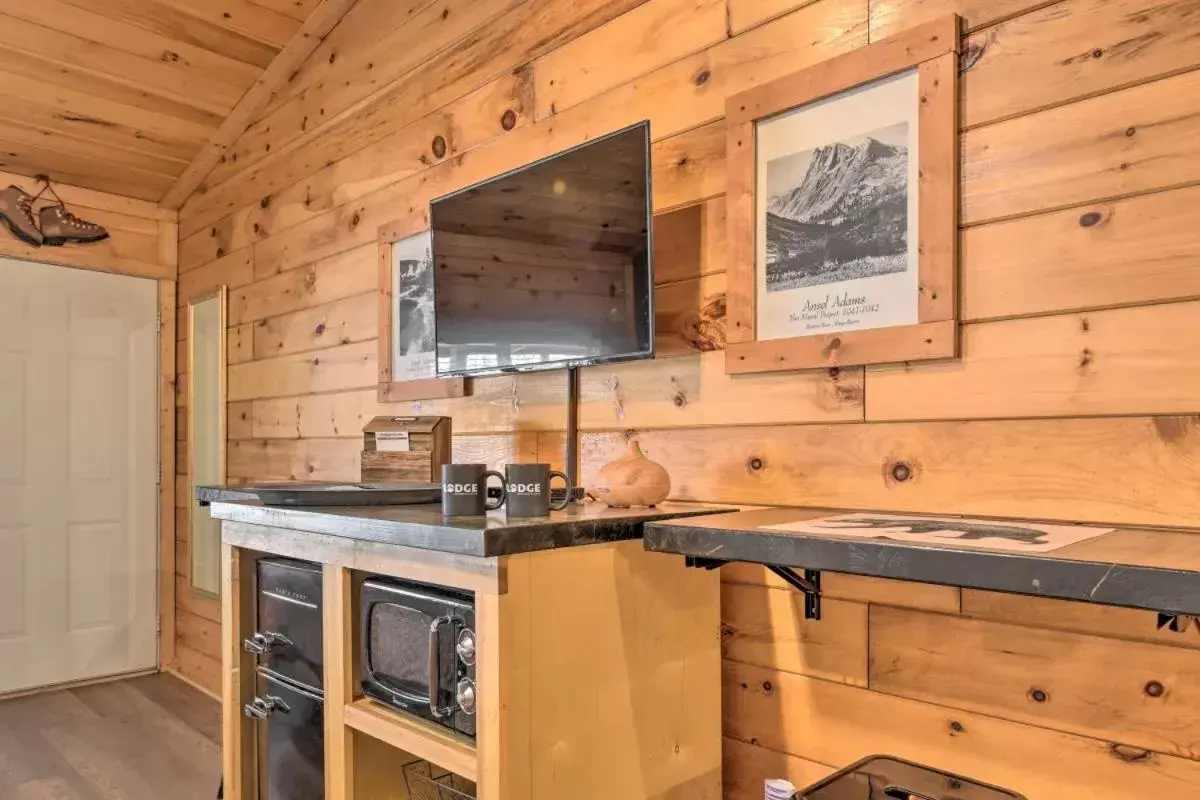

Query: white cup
[765,778,796,799]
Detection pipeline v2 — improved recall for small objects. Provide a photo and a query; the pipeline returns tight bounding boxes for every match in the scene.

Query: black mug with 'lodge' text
[442,463,506,516]
[504,463,570,517]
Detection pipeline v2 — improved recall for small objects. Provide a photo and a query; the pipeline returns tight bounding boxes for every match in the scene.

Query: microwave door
[364,601,457,714]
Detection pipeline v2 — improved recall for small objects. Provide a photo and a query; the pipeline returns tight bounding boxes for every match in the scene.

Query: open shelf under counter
[645,507,1200,620]
[344,698,477,783]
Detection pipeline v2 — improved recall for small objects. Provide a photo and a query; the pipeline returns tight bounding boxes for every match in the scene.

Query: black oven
[360,577,476,739]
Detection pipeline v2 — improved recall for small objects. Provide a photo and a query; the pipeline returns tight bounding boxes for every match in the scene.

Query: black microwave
[360,577,477,739]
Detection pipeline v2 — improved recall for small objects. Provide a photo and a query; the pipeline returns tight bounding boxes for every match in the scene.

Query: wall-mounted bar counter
[645,508,1200,624]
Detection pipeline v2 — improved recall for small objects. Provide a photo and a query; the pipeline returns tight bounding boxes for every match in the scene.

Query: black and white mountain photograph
[763,121,909,292]
[392,232,436,379]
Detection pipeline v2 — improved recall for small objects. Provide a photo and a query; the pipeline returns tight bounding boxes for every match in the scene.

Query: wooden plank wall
[174,0,1200,795]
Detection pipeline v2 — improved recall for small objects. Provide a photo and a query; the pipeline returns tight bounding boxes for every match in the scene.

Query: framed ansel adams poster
[724,15,961,374]
[377,219,466,401]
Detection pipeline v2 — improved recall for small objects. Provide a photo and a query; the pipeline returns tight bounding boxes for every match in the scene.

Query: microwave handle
[429,616,454,719]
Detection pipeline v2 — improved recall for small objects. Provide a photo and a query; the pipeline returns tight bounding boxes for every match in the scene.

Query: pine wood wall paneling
[179,0,865,263]
[0,58,218,169]
[198,0,648,193]
[180,57,534,242]
[0,118,182,182]
[868,607,1200,758]
[246,3,863,279]
[0,5,253,114]
[244,0,322,21]
[176,575,221,626]
[173,639,222,697]
[961,591,1200,651]
[959,0,1200,130]
[259,0,437,114]
[654,199,727,284]
[230,347,861,436]
[229,245,376,324]
[82,0,298,53]
[204,161,1200,402]
[0,94,196,170]
[200,0,528,184]
[178,248,256,302]
[228,401,255,441]
[962,67,1200,225]
[158,0,366,210]
[723,661,1200,800]
[229,324,255,365]
[728,0,825,34]
[247,388,388,439]
[531,0,729,117]
[722,583,870,687]
[0,0,364,203]
[184,0,1200,260]
[227,437,363,481]
[656,272,727,356]
[0,140,175,202]
[60,0,283,64]
[548,416,1200,528]
[251,291,377,360]
[652,121,728,212]
[961,184,1200,321]
[722,563,963,614]
[227,339,376,401]
[177,606,222,657]
[866,300,1200,420]
[867,0,1058,39]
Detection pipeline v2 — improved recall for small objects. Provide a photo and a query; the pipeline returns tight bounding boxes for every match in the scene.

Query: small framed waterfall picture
[724,15,962,374]
[376,219,467,402]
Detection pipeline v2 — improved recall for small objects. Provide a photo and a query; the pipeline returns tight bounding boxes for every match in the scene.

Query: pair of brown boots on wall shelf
[0,179,109,248]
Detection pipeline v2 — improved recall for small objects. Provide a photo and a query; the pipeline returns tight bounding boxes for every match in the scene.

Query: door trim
[159,279,177,669]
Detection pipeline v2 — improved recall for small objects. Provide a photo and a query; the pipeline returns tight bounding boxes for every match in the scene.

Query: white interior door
[0,257,158,695]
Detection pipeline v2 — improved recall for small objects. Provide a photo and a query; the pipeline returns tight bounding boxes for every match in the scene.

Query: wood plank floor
[0,673,221,800]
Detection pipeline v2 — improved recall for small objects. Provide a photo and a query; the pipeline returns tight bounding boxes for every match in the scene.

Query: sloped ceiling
[0,0,354,203]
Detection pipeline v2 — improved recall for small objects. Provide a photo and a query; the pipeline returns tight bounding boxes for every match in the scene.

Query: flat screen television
[431,121,653,377]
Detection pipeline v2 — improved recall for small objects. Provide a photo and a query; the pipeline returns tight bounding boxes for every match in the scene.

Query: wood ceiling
[0,0,349,203]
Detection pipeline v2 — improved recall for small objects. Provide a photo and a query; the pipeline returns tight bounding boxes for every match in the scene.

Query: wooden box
[361,416,452,482]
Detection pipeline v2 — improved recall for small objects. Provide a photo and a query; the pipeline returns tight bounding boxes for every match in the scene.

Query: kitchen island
[208,496,728,800]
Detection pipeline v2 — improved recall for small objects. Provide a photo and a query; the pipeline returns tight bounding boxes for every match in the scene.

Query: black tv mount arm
[567,366,580,492]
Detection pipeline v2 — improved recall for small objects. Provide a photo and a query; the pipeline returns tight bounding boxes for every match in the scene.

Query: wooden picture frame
[377,218,468,402]
[724,15,961,374]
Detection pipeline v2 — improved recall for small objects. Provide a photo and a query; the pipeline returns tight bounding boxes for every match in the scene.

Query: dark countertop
[208,499,733,558]
[645,507,1200,616]
[197,485,259,504]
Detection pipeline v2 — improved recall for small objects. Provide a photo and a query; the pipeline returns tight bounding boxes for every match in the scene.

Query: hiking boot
[0,185,43,246]
[40,204,109,246]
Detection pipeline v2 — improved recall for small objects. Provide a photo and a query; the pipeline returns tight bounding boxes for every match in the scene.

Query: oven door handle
[428,615,454,719]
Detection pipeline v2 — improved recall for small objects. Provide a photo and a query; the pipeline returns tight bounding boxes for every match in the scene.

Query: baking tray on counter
[201,482,442,507]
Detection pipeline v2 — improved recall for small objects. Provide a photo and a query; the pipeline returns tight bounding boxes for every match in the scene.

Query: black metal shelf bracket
[1157,613,1200,634]
[767,565,822,620]
[683,557,822,620]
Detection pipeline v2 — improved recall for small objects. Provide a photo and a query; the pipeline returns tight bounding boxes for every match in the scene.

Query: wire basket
[402,760,477,800]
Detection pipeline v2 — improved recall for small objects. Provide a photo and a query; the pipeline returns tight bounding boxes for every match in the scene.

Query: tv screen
[431,122,653,377]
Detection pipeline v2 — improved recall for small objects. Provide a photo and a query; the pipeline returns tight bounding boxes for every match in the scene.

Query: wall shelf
[646,508,1200,623]
[344,698,478,782]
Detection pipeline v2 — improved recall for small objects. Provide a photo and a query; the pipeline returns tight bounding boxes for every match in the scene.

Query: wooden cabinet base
[222,527,722,800]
